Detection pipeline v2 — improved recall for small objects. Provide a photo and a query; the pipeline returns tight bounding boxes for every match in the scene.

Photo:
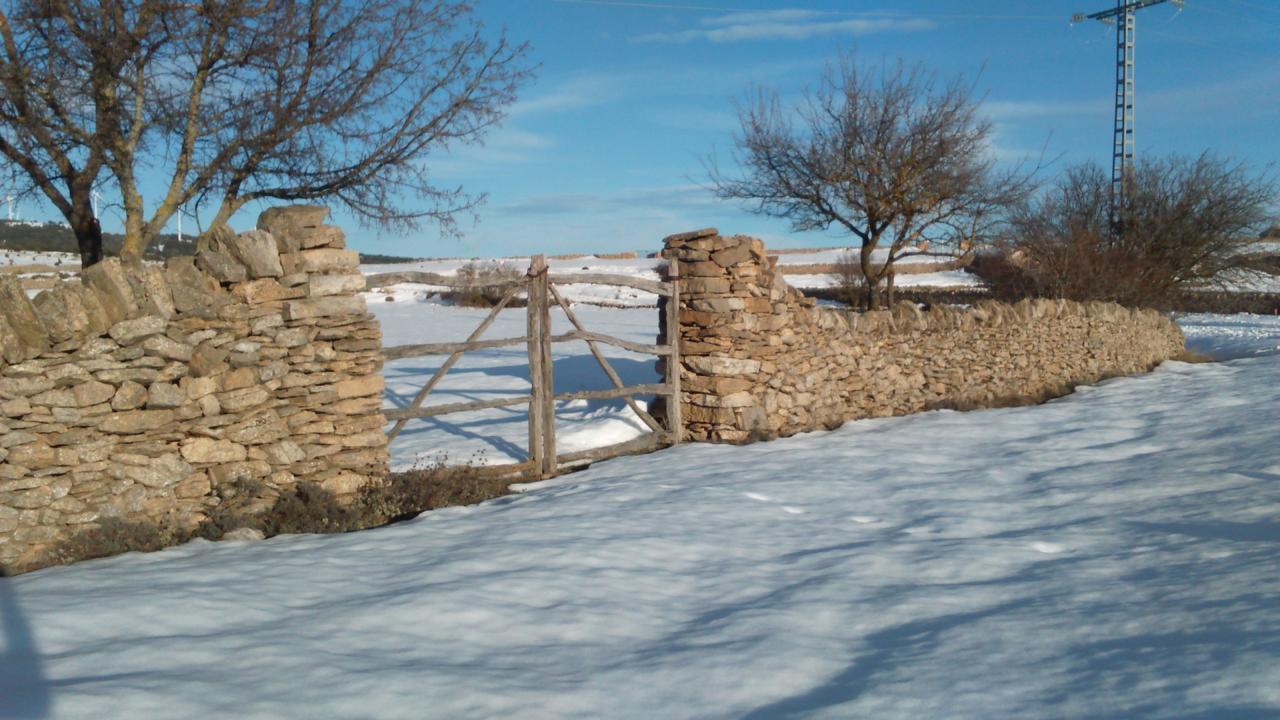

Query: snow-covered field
[2,310,1279,718]
[0,249,79,269]
[362,246,974,305]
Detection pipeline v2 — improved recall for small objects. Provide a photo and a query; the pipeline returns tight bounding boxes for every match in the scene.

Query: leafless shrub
[450,260,525,308]
[828,252,866,308]
[999,155,1278,308]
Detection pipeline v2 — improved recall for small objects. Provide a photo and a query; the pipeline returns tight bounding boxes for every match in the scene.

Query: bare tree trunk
[860,243,881,310]
[121,233,147,261]
[70,210,103,268]
[886,268,897,306]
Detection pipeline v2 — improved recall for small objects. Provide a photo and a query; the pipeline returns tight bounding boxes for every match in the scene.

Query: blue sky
[23,0,1280,257]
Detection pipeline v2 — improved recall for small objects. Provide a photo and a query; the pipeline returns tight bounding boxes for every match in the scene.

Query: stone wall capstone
[0,206,387,574]
[661,229,1186,443]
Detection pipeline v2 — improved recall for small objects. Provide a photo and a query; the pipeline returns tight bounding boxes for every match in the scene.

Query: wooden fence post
[665,261,682,445]
[537,259,557,477]
[527,256,545,477]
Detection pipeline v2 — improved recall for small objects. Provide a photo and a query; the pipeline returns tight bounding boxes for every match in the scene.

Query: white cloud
[509,75,626,118]
[429,127,556,173]
[983,99,1107,120]
[634,14,933,44]
[493,183,723,217]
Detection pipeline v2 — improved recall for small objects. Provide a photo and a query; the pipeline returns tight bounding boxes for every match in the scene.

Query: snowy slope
[1,316,1278,719]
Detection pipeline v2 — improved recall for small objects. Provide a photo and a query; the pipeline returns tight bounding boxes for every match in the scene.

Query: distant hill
[0,221,196,260]
[0,221,420,264]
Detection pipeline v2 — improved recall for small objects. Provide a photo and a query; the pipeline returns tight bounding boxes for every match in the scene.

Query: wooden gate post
[526,255,556,478]
[537,259,556,477]
[527,256,546,477]
[665,262,682,445]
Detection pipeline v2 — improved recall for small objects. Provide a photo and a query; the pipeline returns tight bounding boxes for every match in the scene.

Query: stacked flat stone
[662,230,1186,443]
[0,206,387,574]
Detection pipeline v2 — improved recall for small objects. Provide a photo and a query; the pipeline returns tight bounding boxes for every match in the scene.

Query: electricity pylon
[1073,0,1183,227]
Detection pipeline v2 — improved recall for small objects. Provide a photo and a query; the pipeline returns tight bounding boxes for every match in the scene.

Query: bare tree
[1003,155,1278,308]
[0,1,531,266]
[710,54,1035,309]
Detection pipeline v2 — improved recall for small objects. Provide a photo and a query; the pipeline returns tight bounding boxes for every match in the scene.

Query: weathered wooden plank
[666,263,682,444]
[557,434,667,466]
[527,256,547,476]
[538,261,557,478]
[383,394,531,421]
[548,330,672,356]
[383,335,527,360]
[423,460,536,481]
[364,271,528,291]
[549,273,671,297]
[553,384,671,403]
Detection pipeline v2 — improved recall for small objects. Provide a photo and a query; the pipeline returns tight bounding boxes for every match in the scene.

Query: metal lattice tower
[1073,0,1182,225]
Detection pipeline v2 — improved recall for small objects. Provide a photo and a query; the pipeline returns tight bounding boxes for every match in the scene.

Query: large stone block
[308,273,366,297]
[128,265,177,319]
[335,374,384,399]
[108,315,167,345]
[99,409,175,434]
[82,257,140,324]
[196,248,248,284]
[0,312,28,364]
[228,229,284,279]
[31,284,93,345]
[0,275,49,353]
[257,205,329,253]
[298,248,360,273]
[683,355,762,377]
[283,295,367,320]
[165,256,230,314]
[180,437,248,464]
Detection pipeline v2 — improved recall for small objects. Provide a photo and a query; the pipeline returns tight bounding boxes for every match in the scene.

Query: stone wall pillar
[251,206,389,494]
[661,229,809,442]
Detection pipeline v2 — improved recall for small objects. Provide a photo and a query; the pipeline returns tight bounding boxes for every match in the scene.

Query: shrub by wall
[662,229,1186,443]
[0,206,387,574]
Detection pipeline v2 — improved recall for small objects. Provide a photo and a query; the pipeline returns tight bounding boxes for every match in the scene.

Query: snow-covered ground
[0,249,80,269]
[2,313,1278,719]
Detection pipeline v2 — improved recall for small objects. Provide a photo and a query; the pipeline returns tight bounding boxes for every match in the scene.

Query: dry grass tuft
[27,459,517,574]
[449,260,525,308]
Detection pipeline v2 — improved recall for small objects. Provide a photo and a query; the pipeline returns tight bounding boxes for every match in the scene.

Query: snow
[0,249,80,269]
[2,314,1280,718]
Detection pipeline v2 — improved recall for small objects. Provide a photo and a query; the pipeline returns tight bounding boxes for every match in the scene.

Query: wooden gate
[369,256,681,479]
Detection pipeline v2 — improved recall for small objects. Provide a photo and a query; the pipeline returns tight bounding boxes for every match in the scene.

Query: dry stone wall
[0,206,386,573]
[662,229,1186,443]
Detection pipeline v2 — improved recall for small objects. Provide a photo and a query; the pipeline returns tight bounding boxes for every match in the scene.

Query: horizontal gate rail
[384,394,532,422]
